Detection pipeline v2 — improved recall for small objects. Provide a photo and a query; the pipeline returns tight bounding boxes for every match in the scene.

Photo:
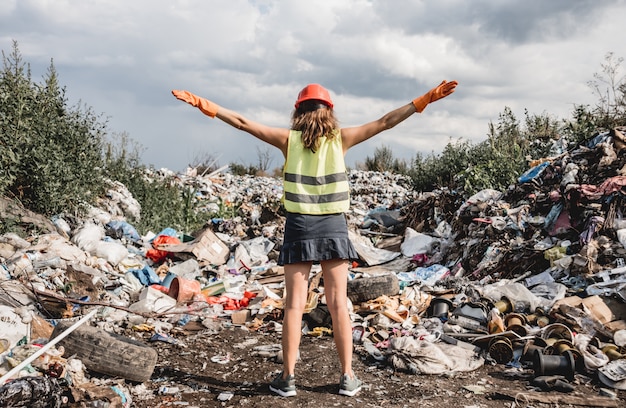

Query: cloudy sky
[1,0,625,173]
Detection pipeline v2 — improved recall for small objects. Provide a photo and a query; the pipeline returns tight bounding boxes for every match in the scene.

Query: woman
[171,79,458,397]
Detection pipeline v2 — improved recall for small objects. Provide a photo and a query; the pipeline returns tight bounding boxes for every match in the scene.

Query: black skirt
[278,212,359,265]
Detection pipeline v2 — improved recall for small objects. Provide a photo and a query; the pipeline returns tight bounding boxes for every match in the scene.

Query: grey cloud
[371,0,614,45]
[1,0,625,172]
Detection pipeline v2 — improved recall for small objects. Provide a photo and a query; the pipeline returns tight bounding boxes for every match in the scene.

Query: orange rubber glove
[412,80,458,113]
[172,90,220,118]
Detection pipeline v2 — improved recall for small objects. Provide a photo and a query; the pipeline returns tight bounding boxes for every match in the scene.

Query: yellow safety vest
[283,130,350,214]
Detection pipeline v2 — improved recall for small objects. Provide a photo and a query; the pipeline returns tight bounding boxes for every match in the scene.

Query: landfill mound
[0,127,625,406]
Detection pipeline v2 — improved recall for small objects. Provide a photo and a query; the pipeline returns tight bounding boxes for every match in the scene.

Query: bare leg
[281,262,311,378]
[320,258,354,377]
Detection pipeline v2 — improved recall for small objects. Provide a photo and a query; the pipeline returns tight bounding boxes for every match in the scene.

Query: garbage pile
[1,127,626,406]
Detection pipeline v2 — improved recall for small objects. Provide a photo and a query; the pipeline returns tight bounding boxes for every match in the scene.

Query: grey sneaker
[339,374,362,396]
[269,372,296,397]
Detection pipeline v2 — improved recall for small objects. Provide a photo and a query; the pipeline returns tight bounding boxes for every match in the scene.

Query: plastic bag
[481,281,542,313]
[401,228,436,257]
[518,161,550,184]
[398,264,450,287]
[618,229,626,249]
[129,265,161,286]
[71,223,104,253]
[574,333,609,372]
[0,376,63,408]
[146,235,182,263]
[106,220,141,242]
[95,241,129,266]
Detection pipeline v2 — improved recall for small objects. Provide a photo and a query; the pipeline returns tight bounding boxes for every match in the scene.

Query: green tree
[229,161,259,176]
[1,41,105,215]
[0,41,32,193]
[363,145,408,173]
[410,107,559,195]
[562,104,600,147]
[0,41,219,236]
[409,139,471,192]
[523,109,562,159]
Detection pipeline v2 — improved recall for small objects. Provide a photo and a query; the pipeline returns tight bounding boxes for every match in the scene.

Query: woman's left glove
[412,80,458,113]
[172,90,220,118]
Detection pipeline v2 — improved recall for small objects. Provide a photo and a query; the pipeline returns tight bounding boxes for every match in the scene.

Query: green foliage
[462,107,528,193]
[408,139,472,192]
[126,172,190,233]
[216,196,241,219]
[363,145,408,173]
[230,162,259,176]
[523,109,562,160]
[0,216,20,236]
[562,104,601,147]
[365,109,560,196]
[0,41,105,216]
[0,43,27,193]
[102,133,212,234]
[0,41,213,236]
[410,107,560,195]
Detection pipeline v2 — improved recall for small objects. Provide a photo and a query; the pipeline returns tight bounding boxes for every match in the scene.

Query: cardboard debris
[231,309,251,325]
[0,305,30,352]
[154,227,229,265]
[552,295,614,325]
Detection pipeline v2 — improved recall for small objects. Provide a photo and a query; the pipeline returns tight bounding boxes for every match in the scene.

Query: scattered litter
[210,353,231,364]
[217,391,234,401]
[2,127,626,405]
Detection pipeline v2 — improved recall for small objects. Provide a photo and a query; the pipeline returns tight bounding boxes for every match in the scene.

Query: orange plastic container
[168,277,201,302]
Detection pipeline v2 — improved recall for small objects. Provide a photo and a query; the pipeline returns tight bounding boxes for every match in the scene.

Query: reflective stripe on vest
[283,130,350,214]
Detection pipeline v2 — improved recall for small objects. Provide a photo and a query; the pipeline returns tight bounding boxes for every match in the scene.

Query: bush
[102,133,213,235]
[409,107,561,195]
[0,41,213,236]
[230,162,259,176]
[363,145,408,173]
[0,41,105,216]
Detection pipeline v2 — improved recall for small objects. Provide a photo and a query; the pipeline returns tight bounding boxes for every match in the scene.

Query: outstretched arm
[341,80,458,151]
[172,90,289,156]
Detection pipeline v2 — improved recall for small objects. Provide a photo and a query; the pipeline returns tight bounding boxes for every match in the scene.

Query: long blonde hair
[290,102,339,153]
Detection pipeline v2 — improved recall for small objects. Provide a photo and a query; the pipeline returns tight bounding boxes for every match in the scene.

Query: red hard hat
[295,84,333,109]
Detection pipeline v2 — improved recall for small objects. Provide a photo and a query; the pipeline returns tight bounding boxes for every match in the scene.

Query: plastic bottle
[226,255,238,275]
[158,386,180,395]
[178,314,191,326]
[32,256,64,270]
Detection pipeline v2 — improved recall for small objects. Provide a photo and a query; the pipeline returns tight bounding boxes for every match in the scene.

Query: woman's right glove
[172,90,220,118]
[412,80,458,113]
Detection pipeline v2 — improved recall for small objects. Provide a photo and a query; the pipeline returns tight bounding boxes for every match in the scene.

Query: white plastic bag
[94,241,129,266]
[71,223,104,253]
[401,228,436,257]
[481,281,543,312]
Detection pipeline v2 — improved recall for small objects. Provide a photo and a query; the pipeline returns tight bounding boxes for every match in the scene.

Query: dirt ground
[118,324,626,408]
